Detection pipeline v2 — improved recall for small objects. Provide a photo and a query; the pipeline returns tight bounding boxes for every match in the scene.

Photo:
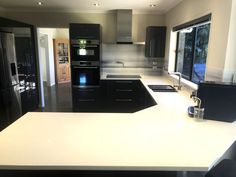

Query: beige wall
[55,28,69,39]
[132,14,165,42]
[165,0,233,81]
[0,11,164,43]
[224,0,236,81]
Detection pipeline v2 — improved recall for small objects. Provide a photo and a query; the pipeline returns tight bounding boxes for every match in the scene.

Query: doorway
[37,28,72,111]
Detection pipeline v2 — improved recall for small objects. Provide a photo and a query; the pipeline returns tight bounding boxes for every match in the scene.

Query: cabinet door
[145,26,166,58]
[69,24,100,40]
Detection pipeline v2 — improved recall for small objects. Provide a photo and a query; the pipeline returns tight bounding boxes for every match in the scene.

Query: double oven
[70,38,100,87]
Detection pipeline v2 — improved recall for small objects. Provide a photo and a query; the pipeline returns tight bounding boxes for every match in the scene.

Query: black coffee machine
[196,81,236,122]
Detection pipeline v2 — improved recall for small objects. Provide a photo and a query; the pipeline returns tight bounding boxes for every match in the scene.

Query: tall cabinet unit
[53,39,71,84]
[145,26,166,58]
[69,24,101,112]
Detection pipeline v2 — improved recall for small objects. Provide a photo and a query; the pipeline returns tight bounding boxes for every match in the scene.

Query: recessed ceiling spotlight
[93,3,100,7]
[149,4,157,8]
[37,1,43,6]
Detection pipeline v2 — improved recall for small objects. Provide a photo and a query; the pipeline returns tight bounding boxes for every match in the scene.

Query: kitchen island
[0,75,235,175]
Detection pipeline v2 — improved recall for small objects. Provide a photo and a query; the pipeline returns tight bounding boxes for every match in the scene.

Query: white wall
[165,0,233,81]
[223,0,236,81]
[55,28,69,39]
[38,28,56,86]
[39,38,47,82]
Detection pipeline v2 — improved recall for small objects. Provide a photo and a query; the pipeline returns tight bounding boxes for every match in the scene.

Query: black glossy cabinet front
[72,86,105,112]
[145,26,166,58]
[72,80,156,113]
[107,80,141,112]
[15,37,39,114]
[69,23,100,40]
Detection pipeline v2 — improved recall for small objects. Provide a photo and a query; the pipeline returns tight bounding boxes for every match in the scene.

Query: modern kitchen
[0,0,236,177]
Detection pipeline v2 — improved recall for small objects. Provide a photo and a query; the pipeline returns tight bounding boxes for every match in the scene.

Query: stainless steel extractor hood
[116,10,133,44]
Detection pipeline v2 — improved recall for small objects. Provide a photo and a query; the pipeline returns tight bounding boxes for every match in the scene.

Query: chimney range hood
[116,10,133,44]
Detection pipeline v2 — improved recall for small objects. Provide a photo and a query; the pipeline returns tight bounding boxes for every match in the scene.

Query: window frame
[173,14,211,83]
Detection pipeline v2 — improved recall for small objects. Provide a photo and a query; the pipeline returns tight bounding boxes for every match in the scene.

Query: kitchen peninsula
[0,75,235,176]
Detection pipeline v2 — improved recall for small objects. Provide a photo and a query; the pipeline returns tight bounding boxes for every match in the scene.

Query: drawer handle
[73,66,98,69]
[78,99,95,102]
[78,89,95,92]
[116,89,133,92]
[115,99,133,102]
[115,81,133,84]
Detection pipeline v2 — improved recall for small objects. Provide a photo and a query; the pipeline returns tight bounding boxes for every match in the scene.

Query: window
[174,15,211,84]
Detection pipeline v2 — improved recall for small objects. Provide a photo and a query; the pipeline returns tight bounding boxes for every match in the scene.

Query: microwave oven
[70,39,100,61]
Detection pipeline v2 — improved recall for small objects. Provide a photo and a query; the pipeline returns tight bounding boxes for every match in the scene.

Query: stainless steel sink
[148,85,177,92]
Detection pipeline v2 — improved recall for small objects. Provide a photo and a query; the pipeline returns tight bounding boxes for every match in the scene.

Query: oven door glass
[71,66,100,86]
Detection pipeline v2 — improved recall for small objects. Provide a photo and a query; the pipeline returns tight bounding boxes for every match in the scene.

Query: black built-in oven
[70,24,101,87]
[71,61,100,87]
[71,39,100,62]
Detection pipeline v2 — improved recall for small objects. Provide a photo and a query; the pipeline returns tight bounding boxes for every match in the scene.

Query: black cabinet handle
[115,99,133,102]
[78,99,95,102]
[73,66,98,69]
[78,89,95,92]
[115,89,133,92]
[115,81,133,84]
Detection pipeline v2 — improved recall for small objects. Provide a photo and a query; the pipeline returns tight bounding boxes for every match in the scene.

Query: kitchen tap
[168,72,182,90]
[191,96,202,108]
[116,61,125,68]
[190,91,202,108]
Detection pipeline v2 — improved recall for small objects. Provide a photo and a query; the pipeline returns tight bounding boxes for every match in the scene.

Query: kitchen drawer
[73,98,102,112]
[109,80,140,91]
[108,98,142,113]
[110,87,135,99]
[73,87,100,99]
[72,86,106,112]
[108,80,140,98]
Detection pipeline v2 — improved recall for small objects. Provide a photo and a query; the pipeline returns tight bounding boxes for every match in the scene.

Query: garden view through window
[175,22,210,83]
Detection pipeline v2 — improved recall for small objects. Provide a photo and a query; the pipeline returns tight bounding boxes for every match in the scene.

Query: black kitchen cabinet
[145,26,166,58]
[72,86,106,112]
[20,88,38,114]
[69,23,101,40]
[107,80,141,112]
[72,80,156,113]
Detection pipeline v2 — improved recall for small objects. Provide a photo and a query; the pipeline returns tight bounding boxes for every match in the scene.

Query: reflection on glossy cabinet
[53,39,71,83]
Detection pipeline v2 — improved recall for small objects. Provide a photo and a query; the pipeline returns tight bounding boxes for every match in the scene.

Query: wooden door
[53,39,71,83]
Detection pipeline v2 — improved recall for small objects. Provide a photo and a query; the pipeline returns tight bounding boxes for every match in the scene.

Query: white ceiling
[0,0,183,14]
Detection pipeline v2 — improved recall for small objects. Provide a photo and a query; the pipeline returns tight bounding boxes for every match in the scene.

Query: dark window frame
[173,14,211,32]
[173,14,211,83]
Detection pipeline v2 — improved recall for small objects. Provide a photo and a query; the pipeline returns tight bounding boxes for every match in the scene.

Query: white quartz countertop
[0,74,235,171]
